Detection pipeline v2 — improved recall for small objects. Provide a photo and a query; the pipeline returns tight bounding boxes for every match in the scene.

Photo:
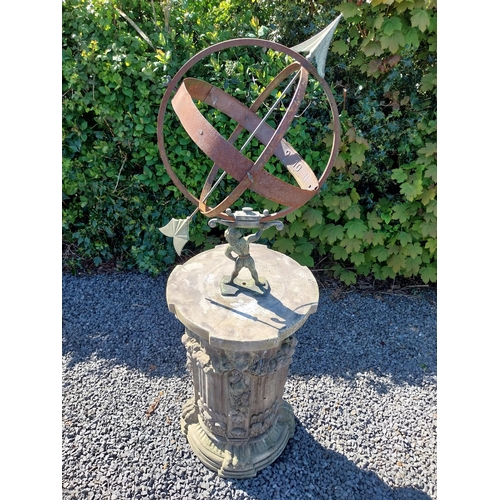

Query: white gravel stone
[63,272,436,500]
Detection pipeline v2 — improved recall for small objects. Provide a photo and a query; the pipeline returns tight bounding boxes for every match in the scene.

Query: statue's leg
[247,257,263,285]
[230,258,244,282]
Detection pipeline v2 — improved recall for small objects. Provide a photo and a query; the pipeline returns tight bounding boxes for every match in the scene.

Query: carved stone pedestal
[166,243,318,478]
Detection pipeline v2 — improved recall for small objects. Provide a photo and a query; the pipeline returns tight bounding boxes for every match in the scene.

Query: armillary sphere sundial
[158,14,343,285]
[158,15,344,478]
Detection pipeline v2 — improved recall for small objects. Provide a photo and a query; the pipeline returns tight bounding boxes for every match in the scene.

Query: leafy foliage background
[62,0,437,284]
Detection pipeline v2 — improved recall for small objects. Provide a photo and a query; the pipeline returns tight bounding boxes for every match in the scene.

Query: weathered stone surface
[167,243,319,351]
[167,244,318,478]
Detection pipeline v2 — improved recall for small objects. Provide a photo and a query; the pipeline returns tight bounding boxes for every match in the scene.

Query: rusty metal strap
[203,64,312,218]
[182,78,318,190]
[194,79,318,190]
[172,76,315,213]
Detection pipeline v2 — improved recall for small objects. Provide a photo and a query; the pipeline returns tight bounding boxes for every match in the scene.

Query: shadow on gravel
[62,273,436,387]
[289,291,437,388]
[222,418,433,500]
[62,272,188,379]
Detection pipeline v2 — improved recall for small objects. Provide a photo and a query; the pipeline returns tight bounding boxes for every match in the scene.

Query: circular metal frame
[157,38,341,222]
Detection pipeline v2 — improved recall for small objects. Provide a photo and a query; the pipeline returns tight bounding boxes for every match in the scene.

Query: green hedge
[63,0,436,284]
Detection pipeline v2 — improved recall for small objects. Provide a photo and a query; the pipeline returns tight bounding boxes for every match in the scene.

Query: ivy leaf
[345,219,367,239]
[286,210,299,223]
[392,203,410,223]
[263,225,279,240]
[405,256,422,276]
[323,132,333,148]
[362,41,383,57]
[387,244,400,256]
[380,31,405,53]
[373,14,384,29]
[273,238,295,254]
[355,135,370,148]
[340,237,362,253]
[381,211,392,224]
[367,211,382,230]
[295,241,314,256]
[418,142,437,157]
[367,58,382,76]
[336,3,362,19]
[350,143,366,166]
[428,33,437,52]
[399,232,412,246]
[310,224,324,239]
[345,128,355,143]
[396,0,415,13]
[363,230,374,244]
[382,266,396,279]
[411,9,431,32]
[415,155,432,167]
[289,221,305,238]
[323,194,340,208]
[420,217,437,238]
[425,238,437,255]
[420,264,437,284]
[339,269,357,286]
[391,168,408,183]
[420,70,437,92]
[357,262,372,277]
[331,40,349,55]
[350,252,365,266]
[302,208,323,227]
[372,231,385,246]
[334,155,346,170]
[426,199,437,216]
[424,164,437,182]
[339,196,352,211]
[383,17,402,36]
[421,248,431,264]
[322,224,344,244]
[373,264,395,280]
[291,252,314,268]
[387,253,406,273]
[419,187,436,206]
[371,245,388,263]
[261,198,280,212]
[327,209,341,221]
[345,204,361,220]
[330,245,348,261]
[405,27,421,49]
[400,182,420,201]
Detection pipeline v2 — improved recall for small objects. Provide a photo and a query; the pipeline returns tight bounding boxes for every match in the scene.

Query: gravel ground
[62,271,436,500]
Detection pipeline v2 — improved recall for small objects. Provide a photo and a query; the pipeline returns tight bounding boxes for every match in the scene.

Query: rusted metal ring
[172,77,316,212]
[157,38,341,222]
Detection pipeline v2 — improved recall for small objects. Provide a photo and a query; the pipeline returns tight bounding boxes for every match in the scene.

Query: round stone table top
[166,243,319,352]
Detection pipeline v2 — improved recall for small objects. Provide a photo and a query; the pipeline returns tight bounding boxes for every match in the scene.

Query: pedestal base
[166,244,319,477]
[181,398,295,478]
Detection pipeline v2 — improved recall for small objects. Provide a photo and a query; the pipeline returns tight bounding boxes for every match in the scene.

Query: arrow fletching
[291,14,343,78]
[159,218,191,256]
